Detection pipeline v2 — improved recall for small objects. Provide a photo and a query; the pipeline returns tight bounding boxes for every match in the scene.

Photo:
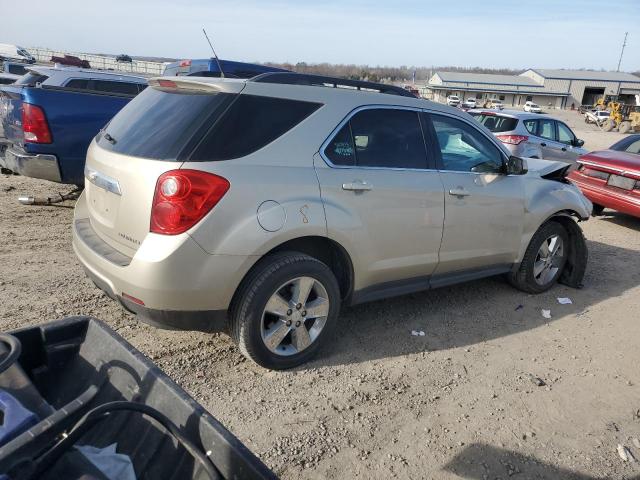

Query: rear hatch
[83,79,245,256]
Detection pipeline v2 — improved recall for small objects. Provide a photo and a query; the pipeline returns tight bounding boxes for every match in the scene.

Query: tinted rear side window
[7,64,28,75]
[92,80,140,96]
[470,113,517,132]
[98,88,234,160]
[0,78,14,85]
[189,95,321,161]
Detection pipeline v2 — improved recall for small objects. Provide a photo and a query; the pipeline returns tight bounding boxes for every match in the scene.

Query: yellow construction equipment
[596,96,640,133]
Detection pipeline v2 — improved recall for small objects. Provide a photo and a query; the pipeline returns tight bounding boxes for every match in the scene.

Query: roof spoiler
[147,77,245,94]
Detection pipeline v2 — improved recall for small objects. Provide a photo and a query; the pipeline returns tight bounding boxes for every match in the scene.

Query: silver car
[73,74,592,369]
[469,110,587,162]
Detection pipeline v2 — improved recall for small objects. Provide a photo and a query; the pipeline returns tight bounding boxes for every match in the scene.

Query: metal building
[423,69,640,109]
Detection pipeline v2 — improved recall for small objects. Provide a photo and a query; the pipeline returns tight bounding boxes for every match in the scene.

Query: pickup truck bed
[0,316,276,479]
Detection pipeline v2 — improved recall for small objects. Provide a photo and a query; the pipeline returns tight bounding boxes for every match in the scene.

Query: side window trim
[320,105,433,171]
[422,108,509,173]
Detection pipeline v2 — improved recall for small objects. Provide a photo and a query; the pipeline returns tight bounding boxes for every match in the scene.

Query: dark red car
[568,134,640,218]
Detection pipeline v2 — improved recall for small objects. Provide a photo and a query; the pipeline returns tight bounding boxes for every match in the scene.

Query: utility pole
[617,32,628,72]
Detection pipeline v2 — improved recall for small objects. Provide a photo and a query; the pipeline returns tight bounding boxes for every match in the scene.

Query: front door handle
[561,147,567,151]
[541,142,547,147]
[449,187,471,197]
[343,180,373,192]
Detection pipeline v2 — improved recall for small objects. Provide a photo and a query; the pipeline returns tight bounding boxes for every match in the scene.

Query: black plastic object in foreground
[0,317,277,480]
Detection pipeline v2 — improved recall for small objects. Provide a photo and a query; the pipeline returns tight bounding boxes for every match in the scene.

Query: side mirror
[505,156,528,175]
[574,139,585,147]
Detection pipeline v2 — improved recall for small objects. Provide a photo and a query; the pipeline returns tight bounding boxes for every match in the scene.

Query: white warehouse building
[423,69,640,109]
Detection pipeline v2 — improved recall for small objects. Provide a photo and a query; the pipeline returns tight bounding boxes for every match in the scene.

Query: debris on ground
[617,444,636,462]
[411,330,425,337]
[2,185,15,192]
[541,309,552,319]
[528,374,546,387]
[557,297,573,305]
[633,438,640,449]
[515,304,524,311]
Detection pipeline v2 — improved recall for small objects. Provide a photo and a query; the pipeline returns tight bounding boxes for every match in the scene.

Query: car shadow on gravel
[598,211,640,231]
[309,239,640,368]
[442,443,626,479]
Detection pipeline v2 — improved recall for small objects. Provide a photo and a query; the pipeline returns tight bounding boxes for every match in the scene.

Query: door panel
[556,121,581,162]
[316,107,444,290]
[426,112,525,274]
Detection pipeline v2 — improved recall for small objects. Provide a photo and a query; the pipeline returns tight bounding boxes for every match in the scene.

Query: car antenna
[202,28,224,78]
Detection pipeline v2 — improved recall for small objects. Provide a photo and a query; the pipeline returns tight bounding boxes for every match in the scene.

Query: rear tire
[229,252,341,369]
[619,121,631,134]
[602,120,615,132]
[508,221,569,294]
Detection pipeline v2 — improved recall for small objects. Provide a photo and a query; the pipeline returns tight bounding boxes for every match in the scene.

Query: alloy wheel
[533,234,564,286]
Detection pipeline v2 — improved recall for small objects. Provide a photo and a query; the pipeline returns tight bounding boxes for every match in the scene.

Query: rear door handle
[561,147,567,151]
[342,180,373,192]
[448,187,471,197]
[541,142,547,147]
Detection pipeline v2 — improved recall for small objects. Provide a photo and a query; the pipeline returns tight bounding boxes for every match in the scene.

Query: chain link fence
[28,47,166,76]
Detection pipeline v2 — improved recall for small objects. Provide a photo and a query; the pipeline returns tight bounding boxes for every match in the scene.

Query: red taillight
[157,79,177,89]
[497,134,528,145]
[22,103,52,144]
[150,170,230,235]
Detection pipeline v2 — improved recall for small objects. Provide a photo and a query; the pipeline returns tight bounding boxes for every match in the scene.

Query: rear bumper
[569,173,640,217]
[0,147,62,182]
[72,195,256,331]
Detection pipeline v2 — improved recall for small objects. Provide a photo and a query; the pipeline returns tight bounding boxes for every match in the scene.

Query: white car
[523,101,541,113]
[447,95,460,107]
[584,110,610,125]
[462,98,477,108]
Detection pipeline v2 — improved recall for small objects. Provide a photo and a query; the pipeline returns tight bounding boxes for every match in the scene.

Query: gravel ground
[1,113,640,479]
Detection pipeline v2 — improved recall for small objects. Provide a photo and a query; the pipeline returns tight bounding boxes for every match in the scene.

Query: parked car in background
[523,101,541,113]
[0,67,147,185]
[73,73,590,369]
[469,110,587,162]
[486,99,505,110]
[1,61,30,76]
[163,58,289,78]
[568,134,640,218]
[0,43,35,63]
[462,98,477,109]
[584,109,610,125]
[116,54,133,63]
[51,54,91,69]
[446,94,460,107]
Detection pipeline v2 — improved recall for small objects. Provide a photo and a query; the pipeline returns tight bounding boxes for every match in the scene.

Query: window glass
[0,78,14,85]
[347,109,427,169]
[523,119,537,135]
[98,88,234,160]
[430,114,504,173]
[7,64,27,75]
[538,119,555,140]
[624,139,640,154]
[324,124,355,166]
[191,95,322,161]
[92,80,140,96]
[65,79,90,90]
[557,123,575,145]
[470,113,517,132]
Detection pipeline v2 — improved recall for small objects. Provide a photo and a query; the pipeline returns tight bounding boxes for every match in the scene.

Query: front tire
[508,221,569,294]
[229,252,341,369]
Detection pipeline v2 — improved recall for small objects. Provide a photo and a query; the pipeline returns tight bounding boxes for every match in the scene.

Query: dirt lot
[1,112,639,479]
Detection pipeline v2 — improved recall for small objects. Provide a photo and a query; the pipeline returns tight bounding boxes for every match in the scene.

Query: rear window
[15,72,49,86]
[98,88,321,161]
[470,114,517,132]
[7,64,28,75]
[98,88,233,160]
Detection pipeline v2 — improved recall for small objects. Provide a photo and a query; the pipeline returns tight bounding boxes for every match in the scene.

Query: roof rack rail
[249,72,417,98]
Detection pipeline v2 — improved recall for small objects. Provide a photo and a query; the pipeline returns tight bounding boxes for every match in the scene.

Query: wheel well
[261,236,353,300]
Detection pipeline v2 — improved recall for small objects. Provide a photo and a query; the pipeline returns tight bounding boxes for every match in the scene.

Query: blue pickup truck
[0,67,147,185]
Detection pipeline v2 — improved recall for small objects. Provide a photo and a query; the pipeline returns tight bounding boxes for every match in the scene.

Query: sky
[2,0,639,71]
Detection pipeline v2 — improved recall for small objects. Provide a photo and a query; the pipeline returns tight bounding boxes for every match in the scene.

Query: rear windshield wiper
[103,133,117,145]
